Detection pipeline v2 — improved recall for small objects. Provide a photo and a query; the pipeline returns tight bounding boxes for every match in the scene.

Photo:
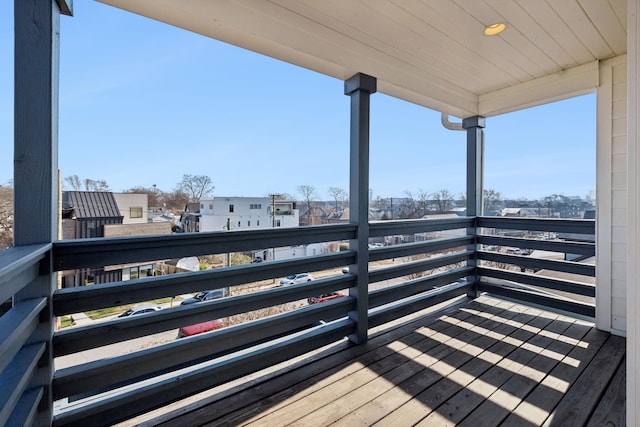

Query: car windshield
[285,275,297,280]
[119,309,134,317]
[194,291,207,299]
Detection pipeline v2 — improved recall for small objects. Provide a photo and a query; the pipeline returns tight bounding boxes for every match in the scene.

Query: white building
[113,193,148,224]
[199,196,299,232]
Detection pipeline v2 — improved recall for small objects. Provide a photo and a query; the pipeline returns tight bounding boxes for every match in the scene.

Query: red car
[307,292,346,305]
[177,319,225,338]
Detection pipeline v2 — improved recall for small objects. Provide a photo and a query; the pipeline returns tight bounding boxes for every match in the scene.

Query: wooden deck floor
[140,295,626,427]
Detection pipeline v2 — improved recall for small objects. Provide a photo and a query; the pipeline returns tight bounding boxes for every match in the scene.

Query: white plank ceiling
[98,0,627,118]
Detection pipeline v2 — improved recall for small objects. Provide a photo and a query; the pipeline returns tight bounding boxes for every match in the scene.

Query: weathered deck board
[134,295,625,427]
[587,357,626,427]
[543,334,626,426]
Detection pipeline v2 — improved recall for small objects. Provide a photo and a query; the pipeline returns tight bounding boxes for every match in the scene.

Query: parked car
[180,288,227,305]
[117,304,162,318]
[177,319,225,338]
[308,292,346,304]
[279,273,314,286]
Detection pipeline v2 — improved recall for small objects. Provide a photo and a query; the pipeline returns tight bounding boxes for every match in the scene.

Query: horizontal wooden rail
[369,250,472,283]
[478,281,595,318]
[0,343,45,427]
[53,224,356,270]
[476,235,595,256]
[53,251,355,315]
[52,319,356,427]
[478,267,595,297]
[0,298,47,373]
[53,298,353,400]
[476,216,595,235]
[0,244,50,304]
[7,387,43,427]
[54,275,352,356]
[369,281,472,328]
[369,235,473,262]
[370,217,474,238]
[477,251,595,277]
[369,267,472,308]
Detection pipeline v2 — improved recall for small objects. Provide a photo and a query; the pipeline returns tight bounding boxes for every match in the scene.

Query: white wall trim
[627,0,639,425]
[479,61,600,117]
[597,59,614,333]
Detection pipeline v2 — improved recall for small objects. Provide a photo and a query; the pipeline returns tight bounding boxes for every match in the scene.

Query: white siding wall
[628,1,640,423]
[199,196,299,232]
[597,55,627,335]
[113,193,148,224]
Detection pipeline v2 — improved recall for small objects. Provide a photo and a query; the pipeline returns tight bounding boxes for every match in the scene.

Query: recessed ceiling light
[484,23,506,36]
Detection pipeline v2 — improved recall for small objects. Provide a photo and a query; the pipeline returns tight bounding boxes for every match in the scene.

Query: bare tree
[0,185,14,250]
[483,189,502,213]
[432,189,454,213]
[64,175,82,190]
[328,187,346,211]
[176,174,215,203]
[297,185,317,224]
[417,189,430,217]
[125,186,162,208]
[82,178,110,191]
[164,189,190,212]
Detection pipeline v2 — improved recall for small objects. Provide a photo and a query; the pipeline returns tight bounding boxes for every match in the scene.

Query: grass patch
[59,316,75,329]
[85,297,177,320]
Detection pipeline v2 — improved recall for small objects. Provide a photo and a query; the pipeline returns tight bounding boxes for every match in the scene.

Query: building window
[276,220,281,227]
[200,204,204,209]
[237,221,241,227]
[248,220,251,227]
[257,220,260,226]
[229,204,234,213]
[209,204,213,210]
[250,204,262,210]
[130,207,143,218]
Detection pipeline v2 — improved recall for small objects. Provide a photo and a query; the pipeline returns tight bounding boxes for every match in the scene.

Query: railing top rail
[53,223,356,270]
[370,216,474,237]
[0,244,51,283]
[477,216,595,234]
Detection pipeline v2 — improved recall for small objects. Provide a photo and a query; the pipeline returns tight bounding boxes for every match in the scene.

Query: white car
[279,273,314,286]
[117,304,162,318]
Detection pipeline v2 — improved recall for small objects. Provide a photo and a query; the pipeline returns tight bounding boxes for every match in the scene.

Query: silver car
[279,273,313,286]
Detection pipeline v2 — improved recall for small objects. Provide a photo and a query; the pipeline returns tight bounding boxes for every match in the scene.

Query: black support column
[345,73,376,344]
[462,116,485,297]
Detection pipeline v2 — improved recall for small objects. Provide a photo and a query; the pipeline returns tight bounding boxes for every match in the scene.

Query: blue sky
[0,1,596,201]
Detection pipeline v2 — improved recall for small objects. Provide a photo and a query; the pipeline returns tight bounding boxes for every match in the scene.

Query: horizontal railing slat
[477,216,595,235]
[53,251,355,315]
[0,343,45,426]
[53,298,353,400]
[6,387,43,427]
[53,275,352,356]
[0,244,50,304]
[478,281,595,318]
[370,217,474,238]
[369,250,473,283]
[477,235,595,256]
[369,267,472,308]
[477,251,595,277]
[53,224,356,270]
[52,319,355,427]
[369,235,473,262]
[478,267,595,297]
[369,281,472,328]
[0,298,47,373]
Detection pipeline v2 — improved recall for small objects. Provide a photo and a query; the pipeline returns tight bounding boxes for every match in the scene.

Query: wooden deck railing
[0,216,596,426]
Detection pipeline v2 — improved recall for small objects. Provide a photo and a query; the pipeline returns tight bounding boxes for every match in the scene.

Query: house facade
[199,196,299,232]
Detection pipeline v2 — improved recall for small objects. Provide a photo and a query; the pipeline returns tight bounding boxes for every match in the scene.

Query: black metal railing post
[462,116,486,297]
[345,72,376,344]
